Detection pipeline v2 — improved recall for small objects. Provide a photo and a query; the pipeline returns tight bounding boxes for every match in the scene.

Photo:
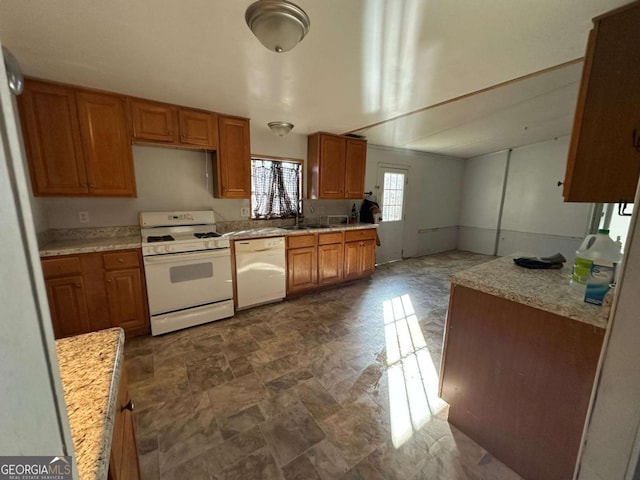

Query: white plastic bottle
[570,229,622,291]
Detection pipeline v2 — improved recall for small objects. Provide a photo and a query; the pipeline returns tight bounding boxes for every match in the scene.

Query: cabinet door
[564,4,640,202]
[360,239,376,276]
[45,276,91,338]
[76,91,136,196]
[343,241,361,280]
[108,369,141,480]
[105,268,148,333]
[216,115,251,198]
[318,243,343,285]
[318,134,346,199]
[344,138,367,199]
[287,247,317,293]
[18,80,88,195]
[130,99,176,142]
[179,109,218,148]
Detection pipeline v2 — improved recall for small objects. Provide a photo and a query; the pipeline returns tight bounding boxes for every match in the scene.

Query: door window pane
[382,172,405,222]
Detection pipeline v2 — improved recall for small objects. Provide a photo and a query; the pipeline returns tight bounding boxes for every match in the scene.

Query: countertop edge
[39,224,379,256]
[95,329,125,480]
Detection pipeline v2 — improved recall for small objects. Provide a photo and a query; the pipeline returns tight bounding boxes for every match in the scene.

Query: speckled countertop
[39,223,378,256]
[56,328,125,480]
[40,236,141,257]
[222,222,377,240]
[450,255,611,329]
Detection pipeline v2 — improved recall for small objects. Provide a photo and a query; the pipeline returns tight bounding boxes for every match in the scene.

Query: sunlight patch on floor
[384,294,448,448]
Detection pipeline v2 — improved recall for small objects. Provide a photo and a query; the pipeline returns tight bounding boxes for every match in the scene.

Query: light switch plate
[78,211,90,223]
[240,207,250,217]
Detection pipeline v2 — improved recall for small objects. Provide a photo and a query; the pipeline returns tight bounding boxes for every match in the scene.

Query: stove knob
[206,241,215,249]
[164,245,174,253]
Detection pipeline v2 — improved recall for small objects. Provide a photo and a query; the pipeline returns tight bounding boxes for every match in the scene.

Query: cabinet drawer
[344,228,376,242]
[103,251,140,270]
[287,234,317,249]
[42,256,81,278]
[318,232,343,245]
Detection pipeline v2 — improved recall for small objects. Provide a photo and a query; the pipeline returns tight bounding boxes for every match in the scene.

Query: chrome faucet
[295,198,304,227]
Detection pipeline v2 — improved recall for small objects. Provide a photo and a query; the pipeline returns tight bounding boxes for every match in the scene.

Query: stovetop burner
[147,235,175,243]
[194,232,221,239]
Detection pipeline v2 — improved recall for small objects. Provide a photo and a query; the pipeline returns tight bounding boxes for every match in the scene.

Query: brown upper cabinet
[307,132,367,199]
[19,80,135,197]
[563,2,640,203]
[215,115,251,198]
[129,98,218,149]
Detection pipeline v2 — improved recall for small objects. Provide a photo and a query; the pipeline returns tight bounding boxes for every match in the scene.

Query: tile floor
[124,251,523,480]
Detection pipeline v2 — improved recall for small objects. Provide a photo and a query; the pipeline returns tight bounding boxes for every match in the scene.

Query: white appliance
[235,237,286,309]
[140,210,234,335]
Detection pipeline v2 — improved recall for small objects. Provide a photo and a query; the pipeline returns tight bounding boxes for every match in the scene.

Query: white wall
[577,184,640,480]
[41,128,354,229]
[458,150,508,254]
[458,136,593,261]
[365,145,464,258]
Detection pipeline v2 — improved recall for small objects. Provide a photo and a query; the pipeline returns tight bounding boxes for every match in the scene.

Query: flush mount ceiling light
[245,0,310,53]
[268,121,294,136]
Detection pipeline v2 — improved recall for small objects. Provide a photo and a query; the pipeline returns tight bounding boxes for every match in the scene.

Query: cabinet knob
[106,279,112,284]
[74,283,81,289]
[118,258,124,263]
[557,181,564,187]
[120,399,134,412]
[89,183,96,188]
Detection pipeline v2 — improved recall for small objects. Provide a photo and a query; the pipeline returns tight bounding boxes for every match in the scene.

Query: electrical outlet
[240,207,250,217]
[78,211,90,224]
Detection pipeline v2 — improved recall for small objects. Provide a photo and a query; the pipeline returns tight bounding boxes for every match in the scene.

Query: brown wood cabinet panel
[360,239,376,276]
[19,80,88,195]
[344,228,377,242]
[318,134,346,198]
[287,234,317,249]
[45,275,91,338]
[215,115,251,198]
[318,231,343,245]
[76,91,136,197]
[440,285,604,480]
[108,369,141,480]
[345,138,367,198]
[308,132,367,200]
[129,99,176,142]
[103,251,140,270]
[42,250,149,339]
[318,243,343,285]
[42,256,82,278]
[105,268,148,333]
[563,3,640,202]
[343,241,361,280]
[179,109,218,148]
[287,246,317,292]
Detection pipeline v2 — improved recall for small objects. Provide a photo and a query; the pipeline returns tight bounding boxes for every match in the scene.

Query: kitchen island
[56,327,138,479]
[440,256,610,480]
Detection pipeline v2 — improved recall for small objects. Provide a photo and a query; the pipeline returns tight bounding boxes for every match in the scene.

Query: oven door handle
[143,249,229,265]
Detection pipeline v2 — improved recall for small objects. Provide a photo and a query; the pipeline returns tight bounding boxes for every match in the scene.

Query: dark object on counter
[513,253,567,269]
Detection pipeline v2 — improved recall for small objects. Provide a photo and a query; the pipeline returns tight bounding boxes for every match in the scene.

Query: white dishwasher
[235,237,286,309]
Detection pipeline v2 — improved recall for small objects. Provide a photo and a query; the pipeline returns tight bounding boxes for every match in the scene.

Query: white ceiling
[0,0,629,154]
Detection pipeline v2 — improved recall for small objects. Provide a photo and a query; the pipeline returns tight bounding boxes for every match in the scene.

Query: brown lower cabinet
[286,229,376,295]
[41,249,149,339]
[108,369,141,480]
[440,284,605,480]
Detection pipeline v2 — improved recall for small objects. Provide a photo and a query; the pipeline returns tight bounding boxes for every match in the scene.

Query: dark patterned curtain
[251,159,301,219]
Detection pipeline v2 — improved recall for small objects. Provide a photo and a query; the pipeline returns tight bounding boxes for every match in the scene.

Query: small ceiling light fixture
[245,0,310,53]
[268,121,294,136]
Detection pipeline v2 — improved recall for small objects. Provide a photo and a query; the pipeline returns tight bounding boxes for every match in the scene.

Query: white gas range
[140,210,234,335]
